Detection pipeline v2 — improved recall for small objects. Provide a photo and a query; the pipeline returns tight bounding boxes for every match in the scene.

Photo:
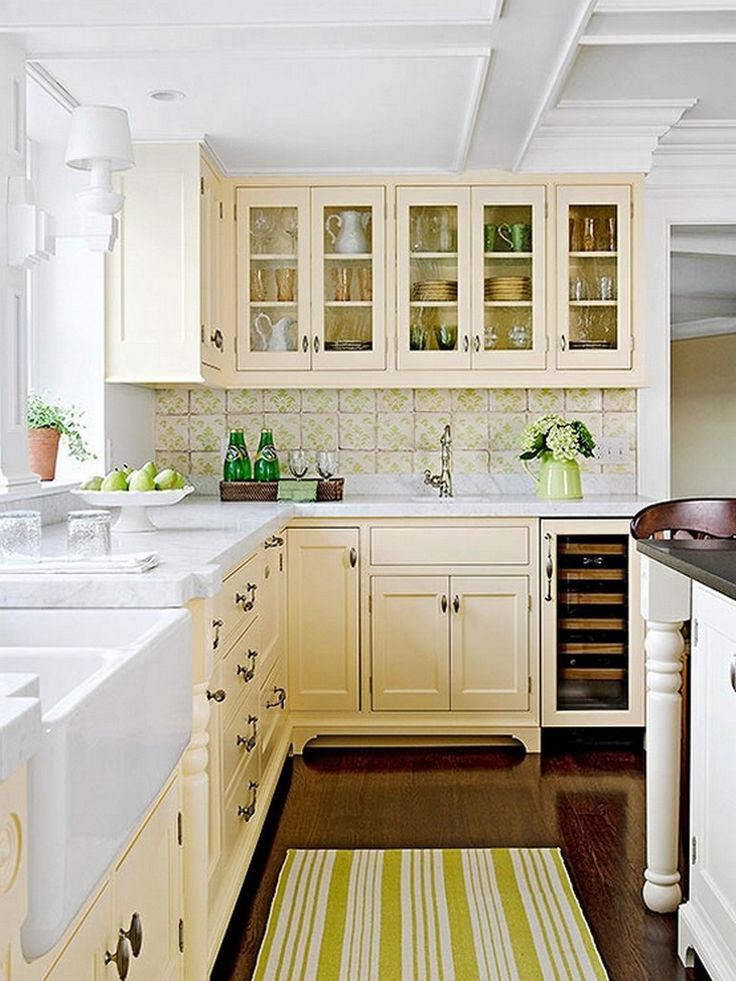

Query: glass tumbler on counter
[67,510,112,558]
[0,510,42,561]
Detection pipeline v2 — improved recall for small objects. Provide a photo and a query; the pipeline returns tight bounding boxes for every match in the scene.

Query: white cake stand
[71,485,194,533]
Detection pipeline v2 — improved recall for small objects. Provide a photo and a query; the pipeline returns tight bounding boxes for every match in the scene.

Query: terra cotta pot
[28,427,61,481]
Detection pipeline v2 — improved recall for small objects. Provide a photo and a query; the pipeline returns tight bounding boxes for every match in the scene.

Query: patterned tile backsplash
[155,387,637,495]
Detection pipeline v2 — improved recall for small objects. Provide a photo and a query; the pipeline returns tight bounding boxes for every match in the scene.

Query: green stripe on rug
[252,848,608,981]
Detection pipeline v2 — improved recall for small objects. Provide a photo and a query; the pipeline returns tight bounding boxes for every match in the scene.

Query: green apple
[81,475,103,491]
[141,460,157,480]
[127,468,156,492]
[154,468,178,491]
[101,469,129,492]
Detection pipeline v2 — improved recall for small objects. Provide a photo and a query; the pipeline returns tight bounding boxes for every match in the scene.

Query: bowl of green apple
[73,462,193,533]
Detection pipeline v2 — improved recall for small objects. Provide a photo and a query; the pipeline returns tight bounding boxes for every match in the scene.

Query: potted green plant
[519,413,596,500]
[27,393,95,481]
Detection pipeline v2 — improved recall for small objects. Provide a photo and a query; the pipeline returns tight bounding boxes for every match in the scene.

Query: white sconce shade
[65,105,134,215]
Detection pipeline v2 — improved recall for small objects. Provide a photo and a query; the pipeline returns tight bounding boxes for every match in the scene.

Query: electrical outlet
[595,436,628,464]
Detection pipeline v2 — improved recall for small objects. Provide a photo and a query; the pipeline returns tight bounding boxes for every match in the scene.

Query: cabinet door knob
[440,594,448,614]
[730,655,736,693]
[122,912,143,958]
[265,535,284,549]
[206,688,226,703]
[473,335,481,353]
[313,335,320,354]
[349,547,358,568]
[560,334,567,351]
[452,595,460,614]
[210,328,224,351]
[105,933,131,980]
[302,335,309,353]
[462,335,469,353]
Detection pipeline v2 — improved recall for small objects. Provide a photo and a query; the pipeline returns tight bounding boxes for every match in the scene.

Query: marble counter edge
[0,693,42,782]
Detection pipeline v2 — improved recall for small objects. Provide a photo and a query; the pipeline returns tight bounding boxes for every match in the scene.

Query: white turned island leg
[640,556,691,914]
[182,686,210,981]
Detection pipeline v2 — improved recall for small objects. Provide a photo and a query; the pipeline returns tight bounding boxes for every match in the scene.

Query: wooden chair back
[630,498,736,541]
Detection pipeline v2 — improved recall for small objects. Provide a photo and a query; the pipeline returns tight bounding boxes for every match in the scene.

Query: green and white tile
[265,389,301,413]
[451,388,488,412]
[190,452,221,476]
[339,413,375,449]
[454,450,490,474]
[489,389,527,412]
[301,389,339,413]
[189,387,226,415]
[452,412,489,450]
[573,412,603,442]
[264,413,301,450]
[155,451,190,475]
[414,388,451,412]
[155,388,189,415]
[377,389,413,413]
[376,451,413,474]
[226,414,264,451]
[339,389,375,413]
[226,389,263,414]
[565,388,602,412]
[377,413,414,451]
[603,388,636,412]
[528,388,564,414]
[490,450,525,475]
[414,413,449,450]
[413,450,441,474]
[189,414,226,452]
[338,451,375,474]
[488,412,528,451]
[301,413,338,452]
[155,415,189,451]
[603,411,637,447]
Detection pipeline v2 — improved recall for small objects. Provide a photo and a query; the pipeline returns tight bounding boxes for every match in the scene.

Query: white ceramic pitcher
[325,210,370,254]
[253,312,296,351]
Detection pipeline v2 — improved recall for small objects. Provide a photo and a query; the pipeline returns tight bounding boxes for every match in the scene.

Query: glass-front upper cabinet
[311,187,385,370]
[470,186,546,369]
[556,185,632,371]
[397,187,471,369]
[236,187,310,370]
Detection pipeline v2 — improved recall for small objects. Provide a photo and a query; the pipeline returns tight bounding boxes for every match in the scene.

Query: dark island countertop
[637,538,736,603]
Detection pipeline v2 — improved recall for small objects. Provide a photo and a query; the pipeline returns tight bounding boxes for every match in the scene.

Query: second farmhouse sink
[0,608,192,959]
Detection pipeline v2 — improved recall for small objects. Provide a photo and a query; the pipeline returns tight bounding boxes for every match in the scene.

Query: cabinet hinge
[691,836,697,865]
[693,618,698,648]
[177,810,183,846]
[219,200,223,220]
[200,324,205,344]
[178,918,185,953]
[200,176,204,195]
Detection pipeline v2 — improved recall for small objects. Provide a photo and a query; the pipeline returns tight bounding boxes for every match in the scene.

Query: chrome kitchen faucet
[424,423,453,498]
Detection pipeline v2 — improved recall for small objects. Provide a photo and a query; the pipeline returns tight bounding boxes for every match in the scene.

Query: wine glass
[288,450,308,479]
[280,209,298,254]
[250,209,275,254]
[316,451,337,479]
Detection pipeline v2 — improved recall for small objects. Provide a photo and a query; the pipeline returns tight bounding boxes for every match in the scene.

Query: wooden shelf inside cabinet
[560,641,627,656]
[560,667,626,682]
[559,617,626,631]
[324,301,372,307]
[569,251,618,258]
[409,301,458,308]
[559,541,626,555]
[559,592,626,605]
[484,301,533,308]
[410,251,459,259]
[249,301,297,308]
[559,568,625,582]
[484,251,533,259]
[568,301,617,307]
[250,253,298,261]
[323,253,372,261]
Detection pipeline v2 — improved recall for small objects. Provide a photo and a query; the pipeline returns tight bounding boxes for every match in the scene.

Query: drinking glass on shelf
[288,450,309,479]
[597,275,615,301]
[582,217,597,252]
[570,276,588,301]
[67,510,111,558]
[357,267,372,301]
[250,267,269,302]
[280,209,298,253]
[275,266,296,302]
[508,323,531,348]
[250,209,275,254]
[605,216,617,252]
[316,451,338,479]
[0,510,41,561]
[410,213,425,252]
[331,267,352,302]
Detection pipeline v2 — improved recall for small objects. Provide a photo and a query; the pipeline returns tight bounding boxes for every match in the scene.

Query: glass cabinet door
[236,187,310,370]
[471,186,546,369]
[556,185,632,370]
[397,187,471,369]
[311,187,385,370]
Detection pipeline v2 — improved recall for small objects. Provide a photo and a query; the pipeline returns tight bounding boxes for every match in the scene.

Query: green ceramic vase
[523,452,583,500]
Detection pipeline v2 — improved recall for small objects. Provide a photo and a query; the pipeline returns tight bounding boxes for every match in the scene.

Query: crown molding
[25,61,78,112]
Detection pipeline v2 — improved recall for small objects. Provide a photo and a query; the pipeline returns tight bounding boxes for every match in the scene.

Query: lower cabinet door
[260,657,288,777]
[44,884,114,980]
[450,576,530,711]
[112,780,183,981]
[371,576,450,711]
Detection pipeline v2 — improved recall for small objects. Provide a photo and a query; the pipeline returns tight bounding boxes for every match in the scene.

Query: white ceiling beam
[596,0,736,12]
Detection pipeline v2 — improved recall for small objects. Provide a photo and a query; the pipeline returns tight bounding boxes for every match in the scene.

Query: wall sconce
[7,104,134,266]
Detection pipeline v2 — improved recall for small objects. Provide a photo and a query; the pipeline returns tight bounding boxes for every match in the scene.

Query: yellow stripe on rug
[252,848,608,981]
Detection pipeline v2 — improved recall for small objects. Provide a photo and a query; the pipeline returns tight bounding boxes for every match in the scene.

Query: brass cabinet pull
[349,547,358,568]
[440,594,448,614]
[544,532,554,602]
[237,781,259,822]
[235,582,257,612]
[206,688,226,703]
[560,334,567,351]
[236,715,258,753]
[105,933,131,980]
[122,912,143,958]
[266,686,287,710]
[452,595,460,614]
[265,535,284,549]
[473,335,481,353]
[212,618,224,650]
[302,335,309,353]
[236,649,258,684]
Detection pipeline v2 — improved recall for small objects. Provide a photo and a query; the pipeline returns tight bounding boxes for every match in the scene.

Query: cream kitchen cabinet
[287,527,360,711]
[371,575,531,712]
[106,143,227,385]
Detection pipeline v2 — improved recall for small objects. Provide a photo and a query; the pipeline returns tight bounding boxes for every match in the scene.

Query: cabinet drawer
[260,658,288,778]
[215,551,262,647]
[370,525,530,566]
[221,616,262,722]
[221,689,260,797]
[222,749,260,862]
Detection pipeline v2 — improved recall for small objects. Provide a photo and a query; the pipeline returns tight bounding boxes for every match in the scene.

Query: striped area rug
[253,848,608,980]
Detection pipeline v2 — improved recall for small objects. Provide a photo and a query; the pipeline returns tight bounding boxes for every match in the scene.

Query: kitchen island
[637,538,736,980]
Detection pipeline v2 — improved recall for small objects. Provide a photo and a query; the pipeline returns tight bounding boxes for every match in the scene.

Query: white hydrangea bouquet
[519,414,596,499]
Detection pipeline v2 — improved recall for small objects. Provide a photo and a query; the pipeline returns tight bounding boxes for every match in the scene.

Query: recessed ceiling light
[149,89,186,102]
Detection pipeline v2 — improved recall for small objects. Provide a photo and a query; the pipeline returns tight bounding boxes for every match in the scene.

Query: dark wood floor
[212,745,708,981]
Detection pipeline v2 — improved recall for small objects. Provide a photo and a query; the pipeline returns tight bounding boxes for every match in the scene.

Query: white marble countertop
[0,494,648,610]
[0,674,41,782]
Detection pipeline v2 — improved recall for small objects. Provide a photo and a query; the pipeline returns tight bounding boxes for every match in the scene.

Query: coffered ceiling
[7,0,736,175]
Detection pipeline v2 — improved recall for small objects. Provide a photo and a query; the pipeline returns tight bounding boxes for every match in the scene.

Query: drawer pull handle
[731,655,736,693]
[105,933,131,980]
[266,686,287,710]
[206,689,226,703]
[441,594,448,614]
[210,328,224,351]
[122,912,143,958]
[314,335,320,354]
[236,649,258,684]
[302,335,309,353]
[238,781,259,822]
[473,335,481,353]
[236,715,258,753]
[544,532,554,602]
[265,535,284,549]
[462,335,469,353]
[235,582,257,612]
[560,334,567,352]
[212,617,224,650]
[349,547,358,568]
[452,595,460,614]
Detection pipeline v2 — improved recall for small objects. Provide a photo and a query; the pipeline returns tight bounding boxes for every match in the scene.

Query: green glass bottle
[223,428,251,481]
[253,428,280,482]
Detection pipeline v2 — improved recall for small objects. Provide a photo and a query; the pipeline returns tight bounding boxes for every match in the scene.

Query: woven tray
[220,478,344,502]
